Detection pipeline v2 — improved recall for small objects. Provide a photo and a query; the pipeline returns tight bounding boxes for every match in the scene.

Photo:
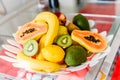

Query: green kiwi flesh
[56,34,72,48]
[23,39,38,56]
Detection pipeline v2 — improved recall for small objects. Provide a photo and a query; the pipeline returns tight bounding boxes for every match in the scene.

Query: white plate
[0,20,113,75]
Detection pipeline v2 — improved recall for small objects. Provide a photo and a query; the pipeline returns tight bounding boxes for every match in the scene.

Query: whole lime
[73,14,90,31]
[65,45,87,66]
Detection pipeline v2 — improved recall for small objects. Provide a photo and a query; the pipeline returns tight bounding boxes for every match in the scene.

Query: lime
[73,14,90,30]
[65,45,87,66]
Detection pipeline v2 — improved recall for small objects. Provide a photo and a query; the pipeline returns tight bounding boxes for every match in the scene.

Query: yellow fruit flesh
[34,11,59,47]
[17,51,62,72]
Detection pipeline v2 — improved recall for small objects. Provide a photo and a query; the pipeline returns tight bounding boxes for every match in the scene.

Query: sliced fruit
[54,26,69,43]
[56,34,72,48]
[65,45,87,66]
[66,22,80,33]
[54,12,66,26]
[34,11,59,46]
[17,51,63,72]
[23,39,38,56]
[71,30,107,52]
[73,14,90,30]
[42,45,65,63]
[14,22,47,44]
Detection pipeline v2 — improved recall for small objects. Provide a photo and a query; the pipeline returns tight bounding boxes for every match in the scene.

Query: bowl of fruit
[1,11,112,75]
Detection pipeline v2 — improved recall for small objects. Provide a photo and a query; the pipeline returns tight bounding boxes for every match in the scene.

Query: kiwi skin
[56,34,72,48]
[66,22,80,34]
[23,39,38,56]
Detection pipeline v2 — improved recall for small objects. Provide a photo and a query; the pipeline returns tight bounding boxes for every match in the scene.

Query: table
[0,0,120,80]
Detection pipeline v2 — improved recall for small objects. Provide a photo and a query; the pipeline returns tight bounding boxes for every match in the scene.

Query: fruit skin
[66,22,80,33]
[17,51,62,72]
[73,14,90,30]
[54,12,66,26]
[54,26,69,43]
[56,34,72,48]
[36,51,45,61]
[34,11,59,47]
[14,22,47,44]
[42,45,65,63]
[71,30,107,52]
[23,39,38,56]
[36,35,46,61]
[32,18,47,25]
[65,45,87,66]
[57,26,68,37]
[39,35,46,49]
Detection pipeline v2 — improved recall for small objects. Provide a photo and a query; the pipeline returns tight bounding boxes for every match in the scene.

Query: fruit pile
[14,11,107,73]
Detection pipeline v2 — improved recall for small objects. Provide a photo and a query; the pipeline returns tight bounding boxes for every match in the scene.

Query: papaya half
[14,22,47,44]
[71,30,107,52]
[34,11,59,47]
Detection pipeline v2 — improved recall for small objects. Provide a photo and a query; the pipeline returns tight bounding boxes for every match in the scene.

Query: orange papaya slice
[71,30,107,52]
[14,22,47,44]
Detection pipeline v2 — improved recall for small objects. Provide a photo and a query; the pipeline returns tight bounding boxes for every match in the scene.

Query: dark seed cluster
[84,35,100,43]
[20,28,35,37]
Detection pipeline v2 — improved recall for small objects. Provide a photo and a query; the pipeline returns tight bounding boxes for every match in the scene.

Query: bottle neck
[49,0,60,12]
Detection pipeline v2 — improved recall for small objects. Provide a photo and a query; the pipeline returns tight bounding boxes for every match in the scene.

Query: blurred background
[0,0,117,15]
[0,0,120,80]
[0,0,119,36]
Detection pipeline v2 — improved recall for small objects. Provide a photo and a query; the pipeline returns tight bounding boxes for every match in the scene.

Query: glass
[0,0,120,80]
[49,0,60,12]
[0,0,6,15]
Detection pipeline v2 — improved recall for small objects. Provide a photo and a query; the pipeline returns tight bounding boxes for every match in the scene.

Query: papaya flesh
[14,22,47,44]
[71,30,107,52]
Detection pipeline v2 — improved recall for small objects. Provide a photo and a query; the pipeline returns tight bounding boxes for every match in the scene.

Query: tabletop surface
[0,0,120,80]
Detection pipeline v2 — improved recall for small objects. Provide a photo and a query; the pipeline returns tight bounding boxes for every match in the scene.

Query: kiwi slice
[23,39,38,56]
[56,34,72,48]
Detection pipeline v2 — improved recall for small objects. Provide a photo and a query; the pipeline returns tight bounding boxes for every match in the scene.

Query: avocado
[65,45,87,66]
[73,14,90,31]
